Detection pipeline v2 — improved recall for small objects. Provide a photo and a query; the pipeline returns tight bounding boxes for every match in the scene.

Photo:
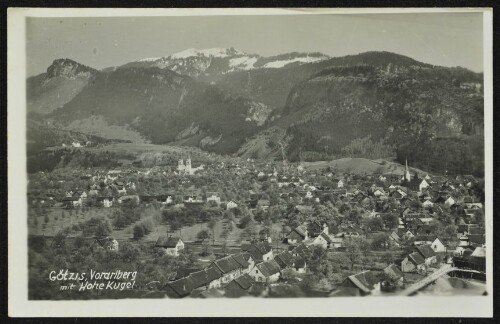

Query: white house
[337,180,344,188]
[422,200,434,208]
[250,260,281,283]
[309,232,332,249]
[430,237,446,253]
[226,201,238,210]
[206,193,221,206]
[155,236,185,257]
[444,196,456,208]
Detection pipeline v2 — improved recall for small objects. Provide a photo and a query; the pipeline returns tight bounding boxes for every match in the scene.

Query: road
[399,264,456,296]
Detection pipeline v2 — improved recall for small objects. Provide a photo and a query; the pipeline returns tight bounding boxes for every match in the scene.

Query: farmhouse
[155,236,185,257]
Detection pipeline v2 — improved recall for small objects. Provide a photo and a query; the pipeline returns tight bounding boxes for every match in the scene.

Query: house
[430,237,447,253]
[383,264,404,284]
[290,243,311,260]
[413,235,435,246]
[226,201,238,210]
[97,196,113,208]
[164,277,194,298]
[155,236,185,257]
[93,237,119,251]
[241,242,273,262]
[388,231,401,247]
[422,200,434,208]
[62,196,82,208]
[250,260,281,283]
[444,196,456,208]
[468,234,486,248]
[307,221,329,237]
[224,273,254,297]
[256,199,270,211]
[415,244,437,265]
[330,237,344,249]
[342,270,381,296]
[337,179,344,188]
[206,193,221,206]
[287,226,309,244]
[230,253,252,274]
[211,255,244,284]
[309,232,332,249]
[401,252,426,273]
[293,256,307,273]
[274,251,295,270]
[186,267,223,290]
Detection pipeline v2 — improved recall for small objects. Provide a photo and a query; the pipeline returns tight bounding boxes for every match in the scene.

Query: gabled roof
[383,264,403,281]
[212,255,241,274]
[231,253,250,268]
[318,232,333,243]
[229,273,254,290]
[289,225,308,238]
[186,266,223,289]
[165,277,193,298]
[408,252,425,265]
[256,260,281,277]
[345,270,379,293]
[468,234,485,245]
[291,243,311,259]
[155,235,182,248]
[274,251,295,269]
[415,244,436,259]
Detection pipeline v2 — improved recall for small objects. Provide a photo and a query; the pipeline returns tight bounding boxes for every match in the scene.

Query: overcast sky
[26,12,484,76]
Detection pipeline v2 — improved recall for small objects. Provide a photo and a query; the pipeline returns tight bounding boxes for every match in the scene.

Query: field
[302,157,429,176]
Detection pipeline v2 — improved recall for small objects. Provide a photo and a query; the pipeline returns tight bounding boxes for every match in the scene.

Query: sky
[25,12,484,76]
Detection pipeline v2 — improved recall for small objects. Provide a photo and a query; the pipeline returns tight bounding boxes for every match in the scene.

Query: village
[27,152,486,299]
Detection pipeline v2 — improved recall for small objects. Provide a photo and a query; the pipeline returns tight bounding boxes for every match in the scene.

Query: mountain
[111,48,329,80]
[27,50,484,176]
[27,59,98,115]
[41,64,271,154]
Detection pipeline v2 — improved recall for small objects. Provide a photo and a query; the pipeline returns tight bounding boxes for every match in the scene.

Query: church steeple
[404,158,411,182]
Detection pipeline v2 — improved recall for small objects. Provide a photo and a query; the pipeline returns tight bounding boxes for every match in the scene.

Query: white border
[8,7,494,317]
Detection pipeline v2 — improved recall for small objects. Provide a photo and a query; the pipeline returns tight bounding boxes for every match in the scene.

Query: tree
[371,232,390,250]
[368,217,384,231]
[133,224,145,239]
[196,230,210,243]
[382,213,399,230]
[208,218,217,246]
[344,238,361,269]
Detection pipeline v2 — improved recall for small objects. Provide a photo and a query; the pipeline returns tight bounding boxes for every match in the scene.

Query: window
[255,270,258,273]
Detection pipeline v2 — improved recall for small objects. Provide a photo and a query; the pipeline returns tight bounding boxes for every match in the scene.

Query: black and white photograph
[7,7,493,317]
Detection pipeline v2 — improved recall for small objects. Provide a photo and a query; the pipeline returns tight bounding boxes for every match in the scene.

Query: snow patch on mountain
[229,56,258,71]
[263,56,328,68]
[170,48,244,59]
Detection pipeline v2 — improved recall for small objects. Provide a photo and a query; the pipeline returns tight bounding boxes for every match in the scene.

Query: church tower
[186,155,192,174]
[404,158,411,182]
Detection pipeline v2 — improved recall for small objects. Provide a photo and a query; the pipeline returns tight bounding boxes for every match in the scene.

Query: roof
[408,252,425,265]
[345,270,379,293]
[289,226,308,238]
[274,251,295,269]
[383,264,403,281]
[291,243,311,259]
[165,277,193,298]
[471,247,486,258]
[187,267,222,289]
[468,234,485,245]
[155,236,182,248]
[231,253,250,268]
[212,255,241,274]
[227,273,254,290]
[199,288,224,298]
[318,232,333,243]
[415,244,436,259]
[256,260,281,277]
